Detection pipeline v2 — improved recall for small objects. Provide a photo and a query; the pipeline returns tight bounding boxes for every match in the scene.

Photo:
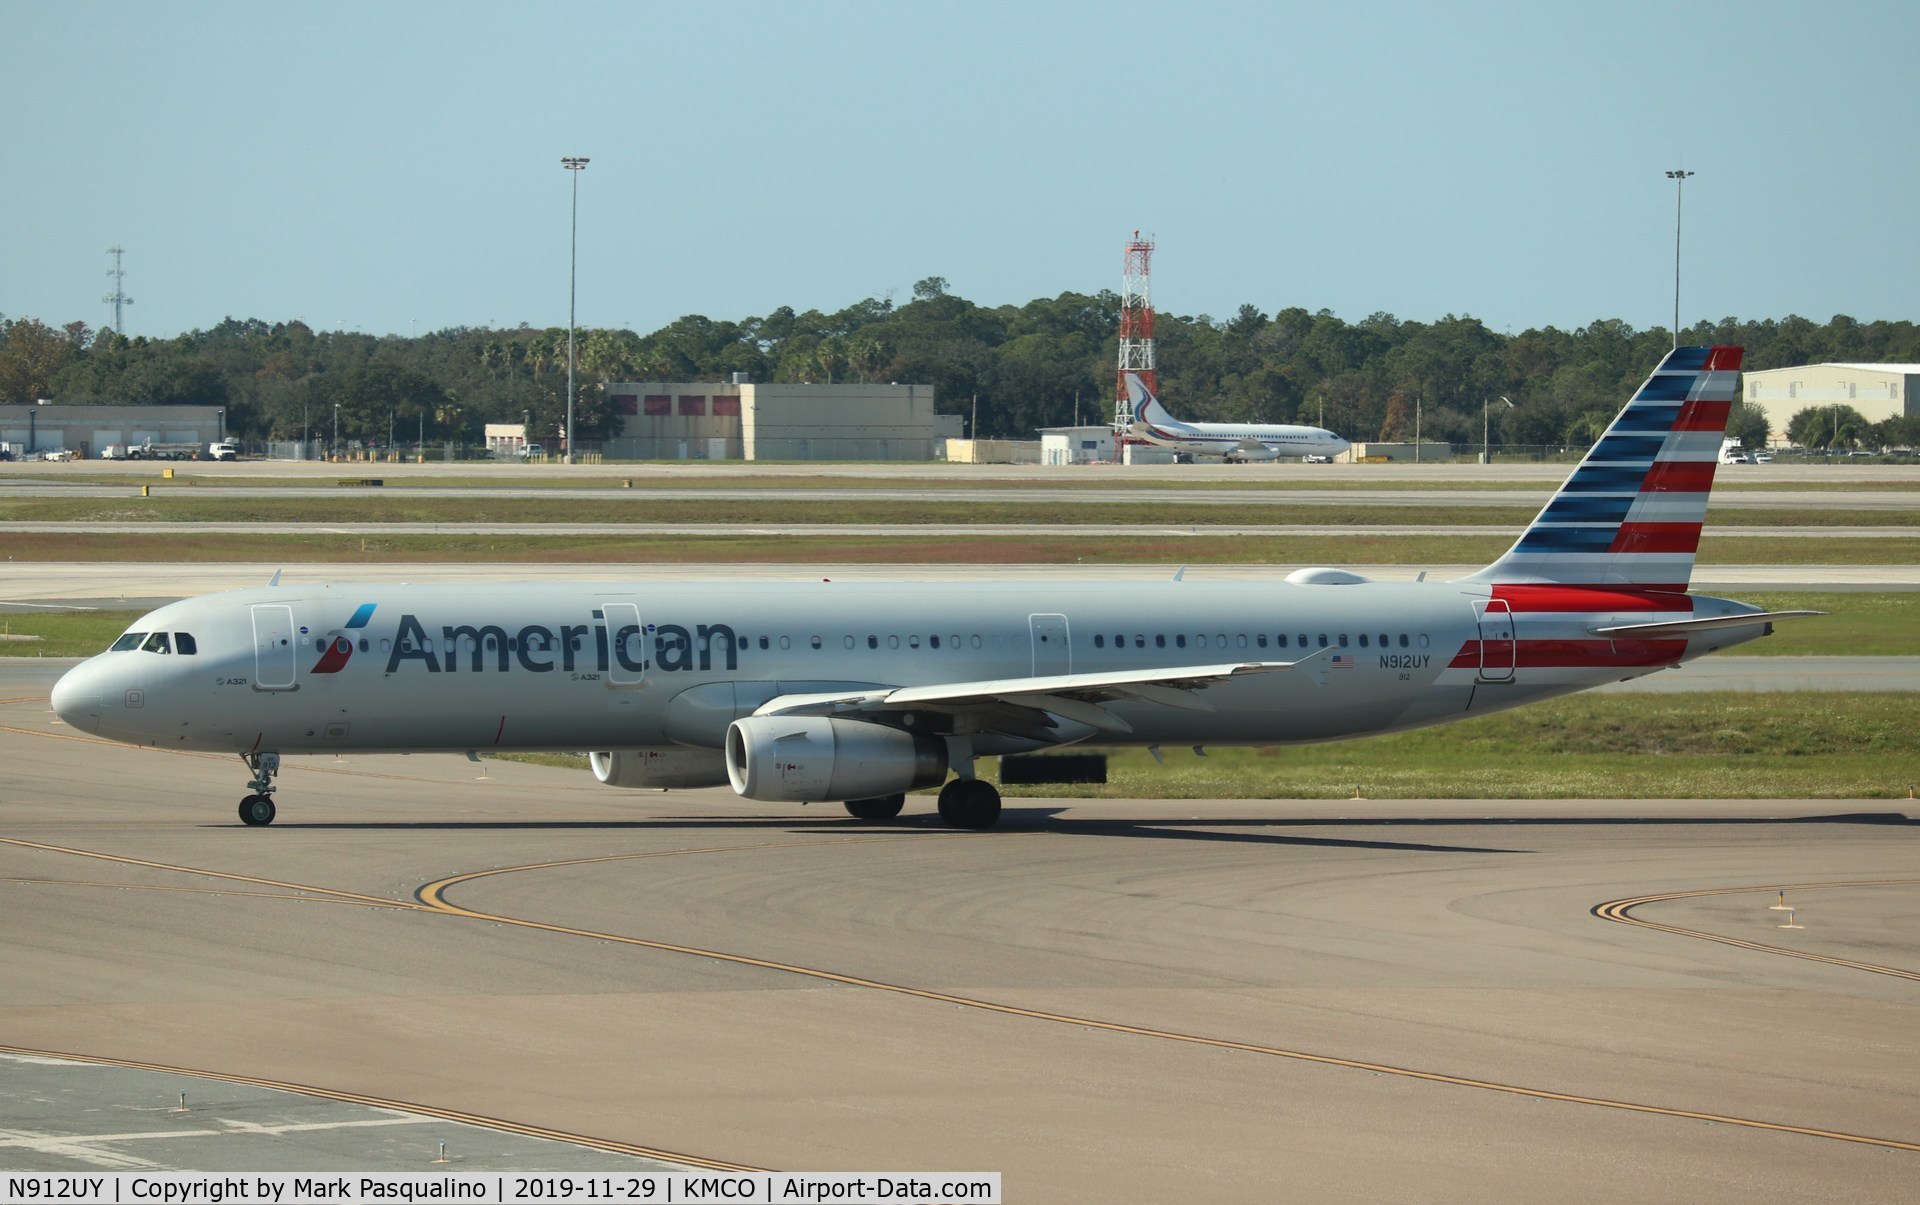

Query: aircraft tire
[844,794,906,820]
[238,794,276,826]
[936,779,1001,830]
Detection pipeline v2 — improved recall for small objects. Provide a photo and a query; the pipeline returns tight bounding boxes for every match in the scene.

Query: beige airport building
[1744,362,1917,443]
[600,378,962,461]
[0,403,228,458]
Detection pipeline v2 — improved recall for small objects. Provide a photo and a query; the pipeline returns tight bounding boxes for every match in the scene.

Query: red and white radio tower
[1114,230,1156,430]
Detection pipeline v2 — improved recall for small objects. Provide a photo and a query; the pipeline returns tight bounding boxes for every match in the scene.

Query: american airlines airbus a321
[1125,374,1352,461]
[52,346,1815,830]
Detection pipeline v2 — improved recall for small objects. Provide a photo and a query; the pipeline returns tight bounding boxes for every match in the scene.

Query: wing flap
[753,657,1317,721]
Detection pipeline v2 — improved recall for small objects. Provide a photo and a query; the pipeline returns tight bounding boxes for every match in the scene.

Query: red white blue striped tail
[1461,345,1744,592]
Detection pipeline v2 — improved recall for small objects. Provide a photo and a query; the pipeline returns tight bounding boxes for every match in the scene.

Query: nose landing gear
[239,752,280,826]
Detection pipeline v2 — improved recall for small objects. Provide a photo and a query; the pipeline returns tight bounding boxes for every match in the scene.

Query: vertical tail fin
[1460,345,1744,591]
[1123,373,1185,432]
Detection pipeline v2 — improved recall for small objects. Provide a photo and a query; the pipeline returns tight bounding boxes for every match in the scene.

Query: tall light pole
[1666,169,1694,349]
[332,403,340,461]
[1484,395,1513,466]
[561,155,590,465]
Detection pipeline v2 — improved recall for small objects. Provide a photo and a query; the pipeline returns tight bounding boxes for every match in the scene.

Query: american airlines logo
[309,603,377,674]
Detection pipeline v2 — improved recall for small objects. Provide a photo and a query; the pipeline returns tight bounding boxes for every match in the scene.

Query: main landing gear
[840,781,1003,828]
[936,778,1001,830]
[239,752,280,826]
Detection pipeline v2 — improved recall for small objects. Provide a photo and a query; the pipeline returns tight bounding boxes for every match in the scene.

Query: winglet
[267,569,283,587]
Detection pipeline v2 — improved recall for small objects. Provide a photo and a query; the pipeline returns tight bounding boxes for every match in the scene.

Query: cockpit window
[175,632,198,655]
[141,632,172,655]
[110,632,146,652]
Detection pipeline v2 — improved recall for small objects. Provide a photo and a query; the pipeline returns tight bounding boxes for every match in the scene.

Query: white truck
[208,442,239,461]
[101,439,206,461]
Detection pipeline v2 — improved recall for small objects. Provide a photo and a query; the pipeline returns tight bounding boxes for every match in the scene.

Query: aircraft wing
[753,655,1326,736]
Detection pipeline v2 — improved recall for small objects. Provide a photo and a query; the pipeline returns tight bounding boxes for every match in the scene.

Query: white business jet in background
[1124,374,1351,462]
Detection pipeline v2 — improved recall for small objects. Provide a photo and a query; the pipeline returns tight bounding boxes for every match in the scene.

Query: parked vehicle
[208,442,239,461]
[105,439,206,461]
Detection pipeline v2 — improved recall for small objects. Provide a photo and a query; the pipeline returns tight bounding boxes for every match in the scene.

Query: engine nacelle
[725,716,948,803]
[589,748,730,790]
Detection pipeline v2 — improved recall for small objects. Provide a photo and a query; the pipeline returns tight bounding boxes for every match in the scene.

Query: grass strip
[991,692,1917,800]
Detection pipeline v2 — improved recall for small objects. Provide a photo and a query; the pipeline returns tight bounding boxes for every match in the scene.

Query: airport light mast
[562,155,590,464]
[1114,231,1157,433]
[1666,169,1693,349]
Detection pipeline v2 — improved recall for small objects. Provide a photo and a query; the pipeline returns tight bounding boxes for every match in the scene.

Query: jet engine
[589,748,730,790]
[725,716,948,802]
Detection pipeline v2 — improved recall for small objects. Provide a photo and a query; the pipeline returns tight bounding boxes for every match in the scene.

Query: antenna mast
[1113,230,1156,429]
[103,246,133,334]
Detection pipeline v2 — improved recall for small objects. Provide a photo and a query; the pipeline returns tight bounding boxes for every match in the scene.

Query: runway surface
[1,686,1916,1201]
[7,482,1920,512]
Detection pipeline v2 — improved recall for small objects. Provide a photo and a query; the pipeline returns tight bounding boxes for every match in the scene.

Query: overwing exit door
[601,602,646,688]
[1030,613,1070,677]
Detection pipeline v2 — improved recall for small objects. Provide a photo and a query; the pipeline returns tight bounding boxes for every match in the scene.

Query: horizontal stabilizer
[1589,610,1824,637]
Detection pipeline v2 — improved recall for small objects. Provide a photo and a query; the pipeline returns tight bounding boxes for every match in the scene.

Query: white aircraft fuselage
[53,575,1769,768]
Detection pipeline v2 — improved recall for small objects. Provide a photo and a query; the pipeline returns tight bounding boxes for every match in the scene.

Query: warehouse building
[600,378,962,461]
[0,404,227,458]
[1743,363,1917,444]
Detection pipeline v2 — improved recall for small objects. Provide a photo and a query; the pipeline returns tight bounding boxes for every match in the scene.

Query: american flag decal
[1329,654,1356,669]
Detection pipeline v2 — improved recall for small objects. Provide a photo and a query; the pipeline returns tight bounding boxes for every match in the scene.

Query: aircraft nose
[51,662,103,733]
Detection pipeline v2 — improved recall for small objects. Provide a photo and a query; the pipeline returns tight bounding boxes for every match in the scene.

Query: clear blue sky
[6,0,1915,340]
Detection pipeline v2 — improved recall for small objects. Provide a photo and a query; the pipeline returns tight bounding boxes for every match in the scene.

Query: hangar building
[1743,363,1917,444]
[600,379,962,461]
[0,404,227,458]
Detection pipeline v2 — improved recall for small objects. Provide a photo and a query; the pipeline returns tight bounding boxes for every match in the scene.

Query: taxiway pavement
[1,689,1915,1202]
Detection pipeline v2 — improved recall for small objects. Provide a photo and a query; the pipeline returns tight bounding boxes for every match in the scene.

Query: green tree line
[4,280,1916,450]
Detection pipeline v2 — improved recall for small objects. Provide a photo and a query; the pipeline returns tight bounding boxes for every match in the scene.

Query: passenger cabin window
[142,632,172,655]
[111,632,146,652]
